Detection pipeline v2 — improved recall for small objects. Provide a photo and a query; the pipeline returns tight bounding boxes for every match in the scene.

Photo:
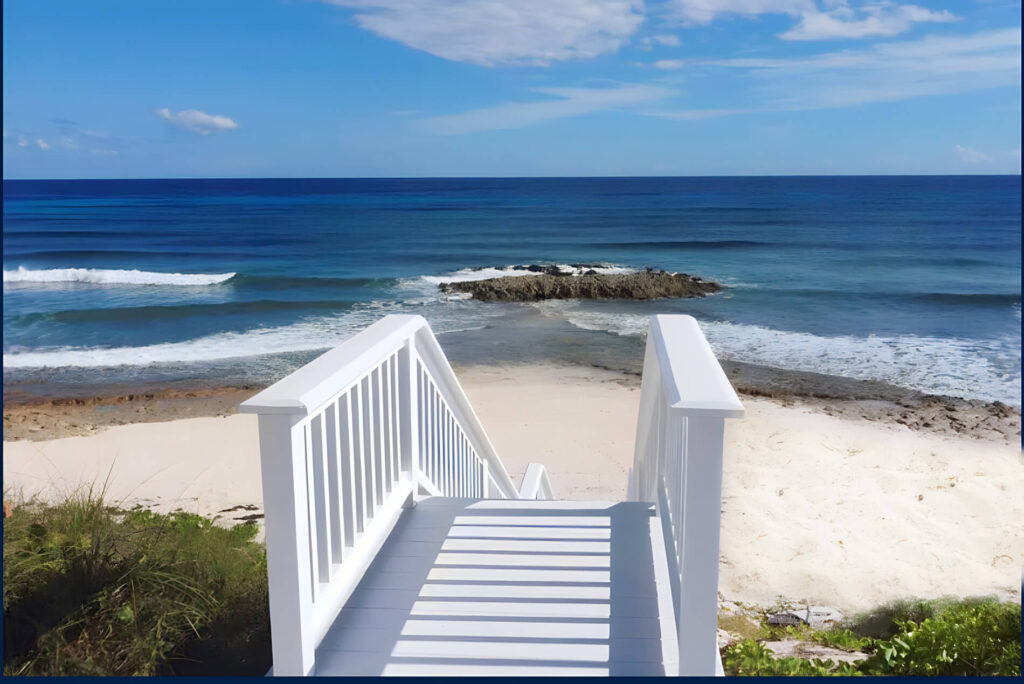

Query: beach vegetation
[722,597,1021,676]
[2,488,270,676]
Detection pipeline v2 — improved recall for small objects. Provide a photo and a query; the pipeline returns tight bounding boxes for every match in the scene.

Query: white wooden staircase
[240,314,743,676]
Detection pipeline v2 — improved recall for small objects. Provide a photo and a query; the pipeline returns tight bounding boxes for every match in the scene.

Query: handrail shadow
[315,499,666,676]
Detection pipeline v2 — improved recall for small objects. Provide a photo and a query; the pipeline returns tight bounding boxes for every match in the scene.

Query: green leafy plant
[859,601,1021,676]
[811,628,876,653]
[723,639,863,676]
[722,598,1021,677]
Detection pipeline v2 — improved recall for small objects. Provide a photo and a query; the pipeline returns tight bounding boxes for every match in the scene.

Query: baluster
[462,437,469,497]
[354,381,370,527]
[419,366,428,479]
[389,354,399,488]
[375,366,385,498]
[454,431,462,497]
[481,459,489,499]
[337,394,357,548]
[475,453,481,498]
[362,375,378,511]
[378,363,390,494]
[427,379,434,487]
[458,435,466,497]
[435,389,444,494]
[445,409,453,495]
[435,396,443,495]
[330,399,346,563]
[436,397,444,493]
[302,422,321,596]
[315,412,334,576]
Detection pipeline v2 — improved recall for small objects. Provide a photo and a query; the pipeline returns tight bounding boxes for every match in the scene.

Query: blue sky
[2,0,1020,178]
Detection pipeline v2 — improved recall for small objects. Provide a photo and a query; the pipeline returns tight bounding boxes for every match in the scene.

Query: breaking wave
[3,267,237,286]
[535,301,1022,406]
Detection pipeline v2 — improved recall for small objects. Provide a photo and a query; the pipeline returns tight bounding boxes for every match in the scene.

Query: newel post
[257,412,317,676]
[676,414,726,676]
[399,335,419,500]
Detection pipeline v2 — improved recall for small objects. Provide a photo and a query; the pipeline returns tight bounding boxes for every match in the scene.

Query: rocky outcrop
[440,268,720,302]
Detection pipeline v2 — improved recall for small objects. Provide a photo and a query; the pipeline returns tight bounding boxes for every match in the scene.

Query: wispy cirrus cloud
[781,2,957,40]
[954,144,991,163]
[638,33,683,49]
[156,108,239,135]
[651,27,1021,117]
[665,0,813,24]
[322,0,644,66]
[424,82,674,134]
[3,130,52,151]
[665,0,959,41]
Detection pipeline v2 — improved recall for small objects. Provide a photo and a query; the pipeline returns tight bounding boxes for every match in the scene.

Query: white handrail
[240,314,521,675]
[518,463,555,500]
[629,314,744,676]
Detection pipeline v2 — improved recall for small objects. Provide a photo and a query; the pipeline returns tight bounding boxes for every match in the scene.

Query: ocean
[3,176,1021,406]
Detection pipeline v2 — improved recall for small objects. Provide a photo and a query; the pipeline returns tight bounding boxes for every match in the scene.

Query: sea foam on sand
[3,364,1021,614]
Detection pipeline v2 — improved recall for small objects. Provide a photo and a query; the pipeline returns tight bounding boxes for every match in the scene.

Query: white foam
[1,301,494,370]
[547,304,1022,406]
[418,264,635,285]
[2,267,236,286]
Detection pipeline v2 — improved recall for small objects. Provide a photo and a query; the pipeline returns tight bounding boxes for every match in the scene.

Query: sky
[2,0,1021,178]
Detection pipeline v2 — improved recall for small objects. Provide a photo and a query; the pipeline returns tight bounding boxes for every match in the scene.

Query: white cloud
[35,138,50,150]
[666,0,813,24]
[704,28,1021,110]
[652,34,682,46]
[424,82,674,134]
[325,0,644,66]
[156,108,239,135]
[781,3,958,41]
[667,1,958,41]
[653,59,686,69]
[17,135,29,147]
[638,34,683,50]
[954,144,991,163]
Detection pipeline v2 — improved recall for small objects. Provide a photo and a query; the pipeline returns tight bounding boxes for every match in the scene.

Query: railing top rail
[649,314,745,419]
[240,314,425,416]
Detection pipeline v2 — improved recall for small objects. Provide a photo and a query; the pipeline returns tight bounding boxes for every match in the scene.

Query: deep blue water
[3,176,1021,404]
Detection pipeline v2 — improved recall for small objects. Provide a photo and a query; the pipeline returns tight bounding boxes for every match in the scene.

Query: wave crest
[418,263,635,286]
[3,267,236,286]
[535,302,1022,406]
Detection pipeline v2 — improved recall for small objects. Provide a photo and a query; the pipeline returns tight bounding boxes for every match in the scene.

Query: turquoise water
[3,176,1021,404]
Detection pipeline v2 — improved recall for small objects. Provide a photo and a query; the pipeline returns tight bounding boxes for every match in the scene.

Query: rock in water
[440,270,720,302]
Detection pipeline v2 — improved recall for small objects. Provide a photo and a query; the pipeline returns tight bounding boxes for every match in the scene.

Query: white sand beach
[4,363,1022,615]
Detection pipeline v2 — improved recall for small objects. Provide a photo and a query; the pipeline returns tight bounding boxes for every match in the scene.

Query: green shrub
[859,601,1021,676]
[723,639,863,676]
[3,491,270,676]
[722,598,1021,677]
[810,628,876,653]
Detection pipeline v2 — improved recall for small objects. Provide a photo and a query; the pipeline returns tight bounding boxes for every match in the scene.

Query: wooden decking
[314,497,679,676]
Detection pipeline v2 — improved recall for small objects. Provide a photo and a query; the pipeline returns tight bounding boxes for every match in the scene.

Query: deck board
[315,497,675,676]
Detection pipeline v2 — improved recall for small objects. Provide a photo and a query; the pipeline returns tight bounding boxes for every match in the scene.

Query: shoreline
[4,358,1019,444]
[3,361,1022,615]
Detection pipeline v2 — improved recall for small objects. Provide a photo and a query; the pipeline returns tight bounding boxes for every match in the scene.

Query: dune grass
[3,488,270,676]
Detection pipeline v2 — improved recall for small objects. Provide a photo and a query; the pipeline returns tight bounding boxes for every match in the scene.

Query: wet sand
[4,360,1018,444]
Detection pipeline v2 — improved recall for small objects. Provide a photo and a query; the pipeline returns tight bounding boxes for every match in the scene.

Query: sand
[4,363,1022,615]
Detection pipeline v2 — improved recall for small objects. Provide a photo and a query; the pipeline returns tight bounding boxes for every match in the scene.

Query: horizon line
[3,173,1021,182]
